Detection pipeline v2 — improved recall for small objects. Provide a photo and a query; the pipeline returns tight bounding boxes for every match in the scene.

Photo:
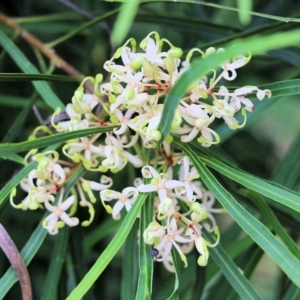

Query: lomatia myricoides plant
[10,32,271,271]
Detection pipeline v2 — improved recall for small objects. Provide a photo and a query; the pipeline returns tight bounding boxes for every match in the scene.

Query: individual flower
[101,134,142,172]
[174,156,202,202]
[178,103,220,146]
[62,134,104,170]
[100,187,139,219]
[209,47,251,81]
[43,191,79,235]
[137,165,184,201]
[145,218,192,267]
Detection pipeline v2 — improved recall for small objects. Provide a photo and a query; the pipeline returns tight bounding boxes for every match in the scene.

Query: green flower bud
[168,47,183,58]
[126,87,135,100]
[130,59,141,70]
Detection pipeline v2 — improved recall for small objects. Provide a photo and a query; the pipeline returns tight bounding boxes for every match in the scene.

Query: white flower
[62,135,104,168]
[137,165,184,201]
[216,48,251,81]
[140,36,167,66]
[143,221,165,245]
[174,156,202,202]
[102,135,142,172]
[112,108,135,135]
[100,187,139,220]
[157,197,176,220]
[43,193,79,235]
[152,218,192,267]
[178,104,219,146]
[185,224,220,266]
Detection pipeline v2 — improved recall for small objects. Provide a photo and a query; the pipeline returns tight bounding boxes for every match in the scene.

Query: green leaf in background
[282,283,300,300]
[0,30,65,110]
[0,73,79,82]
[237,0,253,25]
[1,93,38,144]
[40,227,70,300]
[112,1,140,46]
[0,153,25,164]
[83,218,121,252]
[174,0,300,23]
[203,230,261,300]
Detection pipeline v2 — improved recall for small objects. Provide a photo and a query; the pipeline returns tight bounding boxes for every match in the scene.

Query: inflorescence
[10,32,271,271]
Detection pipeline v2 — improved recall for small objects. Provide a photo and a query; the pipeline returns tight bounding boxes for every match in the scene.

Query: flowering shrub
[10,32,271,271]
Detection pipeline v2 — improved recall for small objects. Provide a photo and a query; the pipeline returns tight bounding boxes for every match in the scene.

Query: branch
[0,223,32,300]
[0,11,93,92]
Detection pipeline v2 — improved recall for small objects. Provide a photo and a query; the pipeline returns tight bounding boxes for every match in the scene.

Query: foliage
[0,1,300,300]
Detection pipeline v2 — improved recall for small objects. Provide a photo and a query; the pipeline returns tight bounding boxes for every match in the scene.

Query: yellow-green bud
[164,55,176,74]
[126,87,135,100]
[109,94,116,104]
[130,59,141,70]
[95,74,103,83]
[168,47,183,58]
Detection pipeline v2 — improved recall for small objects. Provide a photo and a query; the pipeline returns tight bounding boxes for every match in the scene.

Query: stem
[0,11,93,92]
[0,224,32,300]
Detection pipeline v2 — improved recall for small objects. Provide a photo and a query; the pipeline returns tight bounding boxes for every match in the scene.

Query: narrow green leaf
[69,228,96,300]
[166,248,180,300]
[1,93,38,144]
[195,154,300,213]
[158,29,300,141]
[269,48,300,67]
[66,192,148,300]
[206,235,254,281]
[0,153,25,165]
[282,283,300,300]
[112,1,140,46]
[0,30,65,110]
[0,73,78,82]
[242,191,300,259]
[203,230,261,300]
[237,0,253,25]
[121,221,139,300]
[174,141,300,288]
[47,8,120,48]
[0,95,47,109]
[175,0,300,23]
[135,194,154,300]
[84,218,121,252]
[225,245,264,300]
[40,227,70,300]
[0,125,117,155]
[272,131,300,188]
[259,79,300,97]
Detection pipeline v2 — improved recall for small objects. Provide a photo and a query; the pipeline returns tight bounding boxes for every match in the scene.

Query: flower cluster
[11,32,271,270]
